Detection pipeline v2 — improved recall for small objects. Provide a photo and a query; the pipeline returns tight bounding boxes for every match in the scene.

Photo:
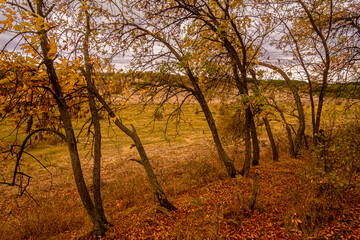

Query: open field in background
[0,92,360,239]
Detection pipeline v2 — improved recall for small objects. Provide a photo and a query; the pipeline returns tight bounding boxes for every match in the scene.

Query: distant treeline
[253,79,360,99]
[105,71,360,99]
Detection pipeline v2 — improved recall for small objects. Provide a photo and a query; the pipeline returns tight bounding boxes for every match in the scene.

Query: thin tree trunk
[182,63,238,178]
[83,10,107,224]
[61,107,106,235]
[307,80,317,142]
[263,117,279,162]
[313,82,327,145]
[242,107,252,177]
[130,125,177,211]
[88,95,107,222]
[90,85,176,211]
[272,102,295,156]
[259,62,305,157]
[192,87,237,178]
[229,63,252,177]
[250,114,260,166]
[41,51,106,236]
[37,1,106,235]
[248,69,274,162]
[219,24,256,176]
[249,172,260,212]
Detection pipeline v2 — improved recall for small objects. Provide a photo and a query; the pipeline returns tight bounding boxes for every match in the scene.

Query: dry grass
[1,99,360,239]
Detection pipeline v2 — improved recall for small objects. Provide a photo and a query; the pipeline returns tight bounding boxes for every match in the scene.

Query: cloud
[0,31,22,51]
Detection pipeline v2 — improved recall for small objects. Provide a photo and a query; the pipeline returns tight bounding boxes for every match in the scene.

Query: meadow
[0,91,359,239]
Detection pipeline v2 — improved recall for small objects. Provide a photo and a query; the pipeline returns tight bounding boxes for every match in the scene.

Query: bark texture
[263,117,279,162]
[249,172,260,212]
[37,2,107,235]
[83,10,107,224]
[91,85,177,211]
[250,115,260,166]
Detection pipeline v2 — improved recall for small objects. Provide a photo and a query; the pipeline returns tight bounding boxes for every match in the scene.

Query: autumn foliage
[1,0,360,239]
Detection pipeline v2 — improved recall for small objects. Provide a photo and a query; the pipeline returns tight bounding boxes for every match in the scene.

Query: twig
[128,158,143,166]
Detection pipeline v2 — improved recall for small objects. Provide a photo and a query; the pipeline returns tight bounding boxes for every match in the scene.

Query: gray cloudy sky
[0,26,289,73]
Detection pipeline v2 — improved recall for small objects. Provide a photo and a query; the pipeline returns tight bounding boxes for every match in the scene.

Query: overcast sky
[0,25,290,73]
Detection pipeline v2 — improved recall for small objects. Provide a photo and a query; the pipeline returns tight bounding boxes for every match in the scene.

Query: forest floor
[95,154,360,240]
[2,144,359,240]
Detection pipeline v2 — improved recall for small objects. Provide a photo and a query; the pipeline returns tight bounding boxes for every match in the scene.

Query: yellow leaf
[110,116,118,122]
[5,7,15,15]
[47,37,57,58]
[21,21,31,27]
[80,1,89,10]
[14,25,23,31]
[116,200,122,208]
[30,36,38,44]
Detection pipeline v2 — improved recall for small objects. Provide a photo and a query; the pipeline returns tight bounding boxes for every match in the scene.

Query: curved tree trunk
[119,16,237,178]
[263,117,279,162]
[60,106,107,235]
[130,24,237,178]
[90,85,177,211]
[192,87,237,178]
[130,126,177,211]
[41,48,106,237]
[259,62,305,157]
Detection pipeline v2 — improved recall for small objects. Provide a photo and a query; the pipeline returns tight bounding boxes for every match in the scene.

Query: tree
[67,1,178,210]
[109,0,238,177]
[270,0,358,145]
[156,0,276,175]
[258,62,306,157]
[249,69,279,162]
[0,0,109,235]
[331,1,360,94]
[81,4,108,224]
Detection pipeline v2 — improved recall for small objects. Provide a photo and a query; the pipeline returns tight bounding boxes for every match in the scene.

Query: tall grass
[285,120,360,237]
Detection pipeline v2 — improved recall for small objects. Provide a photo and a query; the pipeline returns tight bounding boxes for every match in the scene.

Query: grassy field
[0,95,359,239]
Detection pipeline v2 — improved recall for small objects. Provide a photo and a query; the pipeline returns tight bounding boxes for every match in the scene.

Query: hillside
[1,100,359,239]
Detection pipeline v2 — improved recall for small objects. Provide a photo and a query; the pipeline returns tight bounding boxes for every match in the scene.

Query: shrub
[286,122,360,237]
[310,124,360,191]
[217,103,245,142]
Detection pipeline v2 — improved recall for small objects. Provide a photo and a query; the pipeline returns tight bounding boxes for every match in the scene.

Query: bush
[310,124,360,191]
[217,103,245,142]
[286,122,360,237]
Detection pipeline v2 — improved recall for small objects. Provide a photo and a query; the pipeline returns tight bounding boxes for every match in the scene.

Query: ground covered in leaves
[83,157,360,240]
[1,146,360,239]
